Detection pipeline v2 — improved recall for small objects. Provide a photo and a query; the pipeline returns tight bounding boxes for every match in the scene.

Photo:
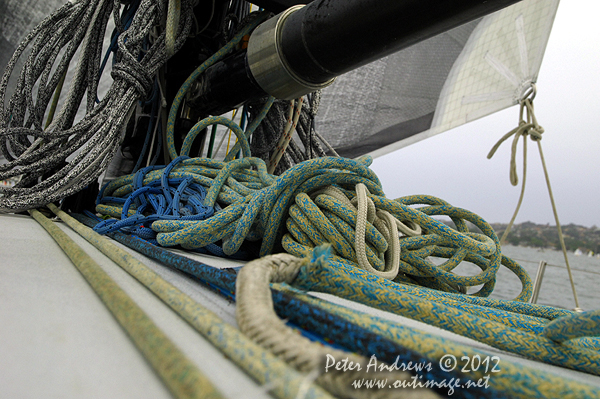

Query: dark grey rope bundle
[249,91,331,175]
[0,0,195,212]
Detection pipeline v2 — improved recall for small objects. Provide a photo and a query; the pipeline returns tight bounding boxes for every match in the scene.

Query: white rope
[354,183,400,279]
[236,252,439,399]
[488,90,582,310]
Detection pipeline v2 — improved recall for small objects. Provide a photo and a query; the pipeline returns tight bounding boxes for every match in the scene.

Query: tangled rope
[282,182,531,299]
[96,146,532,300]
[248,92,332,175]
[93,156,222,249]
[0,0,195,212]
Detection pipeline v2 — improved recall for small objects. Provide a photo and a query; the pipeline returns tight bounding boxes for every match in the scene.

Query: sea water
[450,245,600,311]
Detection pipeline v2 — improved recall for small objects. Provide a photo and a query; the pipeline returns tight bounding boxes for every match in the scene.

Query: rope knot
[487,97,545,186]
[111,62,154,99]
[528,123,544,141]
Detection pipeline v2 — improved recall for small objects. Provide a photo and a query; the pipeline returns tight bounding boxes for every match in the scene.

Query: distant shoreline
[490,222,600,253]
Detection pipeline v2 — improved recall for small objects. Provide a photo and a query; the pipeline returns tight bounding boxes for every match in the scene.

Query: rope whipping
[0,0,195,213]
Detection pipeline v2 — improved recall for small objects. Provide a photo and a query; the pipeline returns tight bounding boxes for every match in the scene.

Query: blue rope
[94,156,221,251]
[71,213,600,399]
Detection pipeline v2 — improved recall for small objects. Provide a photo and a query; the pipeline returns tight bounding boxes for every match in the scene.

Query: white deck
[1,213,599,398]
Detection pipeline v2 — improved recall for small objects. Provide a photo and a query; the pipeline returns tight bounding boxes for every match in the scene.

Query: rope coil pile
[0,0,195,212]
[96,147,533,300]
[4,2,600,398]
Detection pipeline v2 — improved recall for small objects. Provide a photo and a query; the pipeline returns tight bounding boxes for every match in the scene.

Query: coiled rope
[0,0,195,213]
[97,145,532,299]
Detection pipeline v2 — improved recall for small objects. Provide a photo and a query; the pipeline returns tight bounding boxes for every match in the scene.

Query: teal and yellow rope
[274,282,600,399]
[292,247,600,375]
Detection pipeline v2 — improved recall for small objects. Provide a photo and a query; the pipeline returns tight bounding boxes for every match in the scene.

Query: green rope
[28,208,224,399]
[47,203,333,399]
[165,11,271,161]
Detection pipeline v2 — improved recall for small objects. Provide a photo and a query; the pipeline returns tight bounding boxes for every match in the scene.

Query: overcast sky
[370,0,600,228]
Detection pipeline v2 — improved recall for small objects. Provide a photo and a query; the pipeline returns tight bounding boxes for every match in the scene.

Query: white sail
[317,0,560,158]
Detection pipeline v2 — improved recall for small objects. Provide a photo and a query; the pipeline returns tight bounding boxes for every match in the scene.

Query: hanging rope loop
[487,95,544,186]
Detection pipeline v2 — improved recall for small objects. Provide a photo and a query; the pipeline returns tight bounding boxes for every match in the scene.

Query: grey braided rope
[0,0,194,213]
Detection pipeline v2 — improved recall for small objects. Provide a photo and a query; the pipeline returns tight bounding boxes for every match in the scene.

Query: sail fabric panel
[317,0,560,159]
[318,20,480,158]
[0,0,67,95]
[430,0,560,136]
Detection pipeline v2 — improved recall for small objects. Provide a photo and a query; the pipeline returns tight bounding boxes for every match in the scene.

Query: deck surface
[1,213,599,398]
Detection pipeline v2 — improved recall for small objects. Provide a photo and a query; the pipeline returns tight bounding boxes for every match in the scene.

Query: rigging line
[0,0,196,212]
[165,11,270,161]
[206,124,218,159]
[500,134,527,245]
[536,138,582,311]
[488,96,582,311]
[72,213,600,398]
[269,98,303,174]
[28,207,224,399]
[314,129,339,157]
[225,108,238,155]
[45,71,67,129]
[145,75,163,167]
[292,251,600,375]
[165,0,182,58]
[197,0,216,34]
[48,204,333,399]
[509,257,600,276]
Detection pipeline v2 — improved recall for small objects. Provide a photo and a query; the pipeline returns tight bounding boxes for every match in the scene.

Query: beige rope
[309,184,421,280]
[46,203,333,399]
[166,0,181,58]
[488,93,582,311]
[236,252,440,399]
[354,183,400,279]
[268,98,304,174]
